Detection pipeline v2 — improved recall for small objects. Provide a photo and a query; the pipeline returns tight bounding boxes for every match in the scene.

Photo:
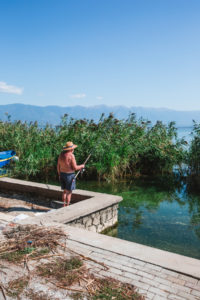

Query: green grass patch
[37,257,83,285]
[0,249,31,262]
[6,276,29,298]
[93,278,144,300]
[30,247,51,258]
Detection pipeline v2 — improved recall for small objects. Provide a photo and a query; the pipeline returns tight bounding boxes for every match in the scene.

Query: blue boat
[0,150,16,168]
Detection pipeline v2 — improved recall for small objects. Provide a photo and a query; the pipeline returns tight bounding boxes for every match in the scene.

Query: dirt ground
[0,192,51,218]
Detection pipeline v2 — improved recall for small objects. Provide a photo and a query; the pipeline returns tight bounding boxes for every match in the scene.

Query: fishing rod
[74,153,91,180]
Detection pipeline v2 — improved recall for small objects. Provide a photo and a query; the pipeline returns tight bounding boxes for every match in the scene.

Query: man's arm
[57,157,61,175]
[71,154,84,171]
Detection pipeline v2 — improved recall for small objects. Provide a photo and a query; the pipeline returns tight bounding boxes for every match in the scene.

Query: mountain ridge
[0,103,200,127]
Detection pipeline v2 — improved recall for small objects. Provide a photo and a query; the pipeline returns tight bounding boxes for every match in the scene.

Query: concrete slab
[13,219,200,299]
[0,212,14,222]
[1,177,200,299]
[0,177,122,225]
[64,225,200,279]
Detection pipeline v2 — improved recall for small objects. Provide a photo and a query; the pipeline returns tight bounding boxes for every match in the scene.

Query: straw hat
[63,141,77,151]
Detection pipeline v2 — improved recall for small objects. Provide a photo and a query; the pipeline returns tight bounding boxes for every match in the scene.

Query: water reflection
[78,176,200,259]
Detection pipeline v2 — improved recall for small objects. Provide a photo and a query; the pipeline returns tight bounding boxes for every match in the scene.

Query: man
[57,141,85,206]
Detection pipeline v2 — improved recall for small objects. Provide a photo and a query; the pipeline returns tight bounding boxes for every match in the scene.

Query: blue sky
[0,0,200,110]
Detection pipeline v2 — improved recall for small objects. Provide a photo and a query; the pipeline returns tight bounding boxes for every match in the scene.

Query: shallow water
[77,178,200,259]
[50,127,200,258]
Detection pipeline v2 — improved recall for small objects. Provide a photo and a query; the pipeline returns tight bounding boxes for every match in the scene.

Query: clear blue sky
[0,0,200,110]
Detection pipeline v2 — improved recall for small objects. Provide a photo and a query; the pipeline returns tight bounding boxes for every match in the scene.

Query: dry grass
[2,224,66,249]
[25,289,55,300]
[92,278,144,300]
[0,224,66,263]
[36,257,144,299]
[37,257,83,286]
[0,224,145,300]
[5,276,29,298]
[36,257,83,288]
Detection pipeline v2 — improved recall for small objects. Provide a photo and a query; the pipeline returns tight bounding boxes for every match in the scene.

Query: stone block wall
[0,178,122,233]
[67,204,118,233]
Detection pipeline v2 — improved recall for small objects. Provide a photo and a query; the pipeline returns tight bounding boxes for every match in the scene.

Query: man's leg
[62,189,67,207]
[66,190,72,206]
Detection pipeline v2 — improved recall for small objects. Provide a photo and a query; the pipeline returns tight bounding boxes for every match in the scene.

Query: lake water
[77,127,200,260]
[77,178,200,259]
[177,126,193,143]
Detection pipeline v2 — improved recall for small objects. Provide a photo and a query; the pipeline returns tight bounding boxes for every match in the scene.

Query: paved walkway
[65,226,200,300]
[1,214,200,299]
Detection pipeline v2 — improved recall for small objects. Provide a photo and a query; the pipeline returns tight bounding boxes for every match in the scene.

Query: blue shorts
[60,172,76,191]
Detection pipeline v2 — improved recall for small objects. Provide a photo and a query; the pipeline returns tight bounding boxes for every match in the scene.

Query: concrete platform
[0,177,122,232]
[18,220,200,299]
[65,226,200,280]
[1,177,200,299]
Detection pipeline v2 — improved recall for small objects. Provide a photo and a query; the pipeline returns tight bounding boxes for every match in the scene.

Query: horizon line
[1,102,200,112]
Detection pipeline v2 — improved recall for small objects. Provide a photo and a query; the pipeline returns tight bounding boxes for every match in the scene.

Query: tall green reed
[0,113,186,182]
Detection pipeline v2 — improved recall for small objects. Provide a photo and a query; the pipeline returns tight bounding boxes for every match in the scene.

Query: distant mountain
[0,103,200,127]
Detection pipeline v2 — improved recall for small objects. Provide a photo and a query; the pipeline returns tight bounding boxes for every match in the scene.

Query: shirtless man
[57,141,85,206]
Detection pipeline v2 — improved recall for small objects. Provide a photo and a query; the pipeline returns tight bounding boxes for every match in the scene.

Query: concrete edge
[0,177,112,197]
[2,177,200,279]
[65,225,200,280]
[0,177,122,224]
[17,218,200,279]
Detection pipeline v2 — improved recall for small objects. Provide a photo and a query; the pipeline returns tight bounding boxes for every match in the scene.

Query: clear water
[55,126,200,259]
[77,177,200,259]
[177,126,193,144]
[77,128,200,259]
[177,126,193,141]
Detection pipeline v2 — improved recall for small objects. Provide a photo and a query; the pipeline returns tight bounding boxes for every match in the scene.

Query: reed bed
[0,113,186,182]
